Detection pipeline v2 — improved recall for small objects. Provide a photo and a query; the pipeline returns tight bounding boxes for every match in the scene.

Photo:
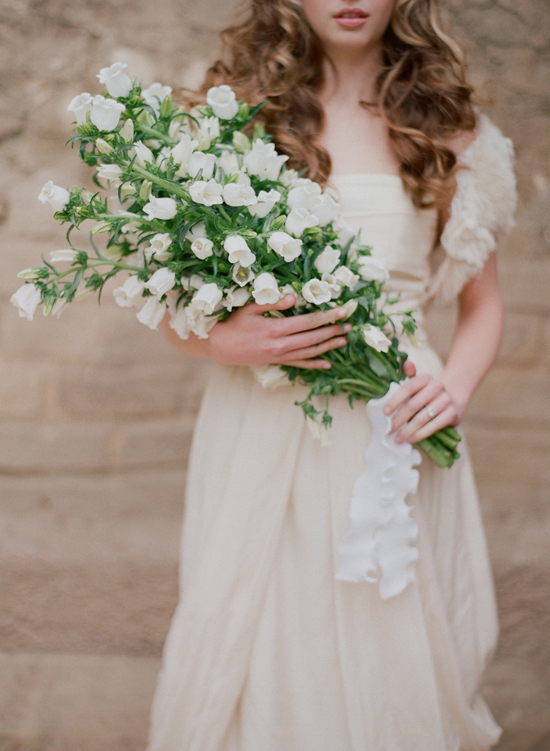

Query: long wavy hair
[189,0,476,209]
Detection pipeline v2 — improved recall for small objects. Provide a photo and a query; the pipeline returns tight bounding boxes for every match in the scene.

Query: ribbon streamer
[336,381,422,599]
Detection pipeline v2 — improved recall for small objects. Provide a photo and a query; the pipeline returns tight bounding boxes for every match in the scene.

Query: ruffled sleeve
[428,113,518,305]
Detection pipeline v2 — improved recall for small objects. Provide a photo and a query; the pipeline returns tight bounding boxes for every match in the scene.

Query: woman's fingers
[383,373,431,418]
[394,390,452,443]
[275,305,349,335]
[242,294,296,316]
[390,378,444,433]
[284,358,332,370]
[278,322,351,354]
[280,335,349,364]
[405,404,458,444]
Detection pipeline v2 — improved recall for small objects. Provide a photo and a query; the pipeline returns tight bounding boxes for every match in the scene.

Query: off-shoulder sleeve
[428,113,517,305]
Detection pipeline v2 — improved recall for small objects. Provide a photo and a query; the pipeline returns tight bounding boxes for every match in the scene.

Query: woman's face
[301,0,395,54]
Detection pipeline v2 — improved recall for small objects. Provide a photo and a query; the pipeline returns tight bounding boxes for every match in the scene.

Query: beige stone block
[465,423,550,484]
[57,362,203,420]
[116,417,195,470]
[0,470,187,517]
[0,652,160,749]
[0,422,115,473]
[498,312,543,366]
[499,259,550,313]
[0,559,177,656]
[466,367,550,423]
[0,361,52,419]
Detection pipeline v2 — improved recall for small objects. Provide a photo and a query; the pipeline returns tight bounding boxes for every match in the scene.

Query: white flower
[252,364,288,389]
[171,133,198,167]
[119,118,134,142]
[333,265,360,289]
[189,179,223,206]
[232,130,251,154]
[144,267,176,297]
[95,138,113,155]
[232,263,255,287]
[168,304,193,340]
[145,233,172,262]
[267,231,302,262]
[279,283,304,307]
[302,278,332,305]
[362,325,391,353]
[96,163,122,184]
[38,181,70,212]
[243,139,289,181]
[195,115,220,149]
[10,283,41,320]
[50,249,78,263]
[341,299,358,319]
[357,256,389,282]
[252,273,281,305]
[224,285,250,311]
[155,146,172,169]
[248,189,282,218]
[97,62,132,98]
[191,282,223,315]
[90,95,125,131]
[191,237,214,260]
[306,415,332,446]
[321,273,342,299]
[189,309,218,339]
[67,92,92,124]
[287,179,322,211]
[223,182,257,207]
[142,82,172,112]
[186,223,207,243]
[224,235,256,267]
[206,85,239,120]
[279,169,300,187]
[285,207,319,237]
[217,150,240,176]
[143,196,178,220]
[187,151,216,180]
[309,193,340,226]
[113,275,145,307]
[136,296,166,330]
[314,246,340,275]
[131,141,154,168]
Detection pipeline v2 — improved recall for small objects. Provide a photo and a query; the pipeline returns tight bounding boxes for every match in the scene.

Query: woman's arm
[383,251,504,444]
[160,294,352,369]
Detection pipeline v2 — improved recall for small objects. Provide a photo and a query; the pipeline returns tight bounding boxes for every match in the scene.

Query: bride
[147,1,516,749]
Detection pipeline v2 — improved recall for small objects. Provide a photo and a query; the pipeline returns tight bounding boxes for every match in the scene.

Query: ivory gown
[147,114,517,751]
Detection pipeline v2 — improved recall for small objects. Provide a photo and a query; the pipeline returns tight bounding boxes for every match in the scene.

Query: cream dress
[147,114,517,751]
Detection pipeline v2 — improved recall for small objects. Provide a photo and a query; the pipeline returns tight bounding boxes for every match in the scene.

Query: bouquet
[12,62,460,468]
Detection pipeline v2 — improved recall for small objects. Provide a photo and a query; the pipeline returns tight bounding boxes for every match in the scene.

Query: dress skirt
[146,338,502,751]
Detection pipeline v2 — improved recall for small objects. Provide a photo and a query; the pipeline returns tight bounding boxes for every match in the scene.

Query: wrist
[440,376,470,419]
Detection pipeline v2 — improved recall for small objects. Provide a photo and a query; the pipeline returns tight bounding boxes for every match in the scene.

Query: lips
[334,7,368,27]
[334,8,368,18]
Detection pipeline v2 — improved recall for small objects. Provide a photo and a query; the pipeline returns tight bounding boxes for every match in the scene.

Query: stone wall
[0,1,548,749]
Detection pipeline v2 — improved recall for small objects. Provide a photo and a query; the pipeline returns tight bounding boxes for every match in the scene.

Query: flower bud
[139,179,152,201]
[237,102,250,119]
[92,220,112,235]
[159,94,174,118]
[340,299,358,319]
[252,122,266,140]
[95,138,113,155]
[120,182,137,200]
[17,267,46,281]
[232,131,251,154]
[119,118,134,143]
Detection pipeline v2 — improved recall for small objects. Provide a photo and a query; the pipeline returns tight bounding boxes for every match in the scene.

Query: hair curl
[189,0,476,209]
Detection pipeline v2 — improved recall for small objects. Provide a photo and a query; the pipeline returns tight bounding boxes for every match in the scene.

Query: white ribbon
[336,381,422,600]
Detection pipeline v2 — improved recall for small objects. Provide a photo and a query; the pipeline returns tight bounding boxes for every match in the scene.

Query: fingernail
[323,362,331,369]
[343,323,352,332]
[336,307,347,318]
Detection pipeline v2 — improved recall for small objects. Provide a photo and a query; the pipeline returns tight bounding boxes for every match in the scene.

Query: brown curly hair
[189,0,476,209]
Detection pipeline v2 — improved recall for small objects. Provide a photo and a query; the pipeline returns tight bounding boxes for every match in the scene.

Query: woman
[147,1,517,749]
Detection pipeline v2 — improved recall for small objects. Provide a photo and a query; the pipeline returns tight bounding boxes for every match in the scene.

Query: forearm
[440,257,504,415]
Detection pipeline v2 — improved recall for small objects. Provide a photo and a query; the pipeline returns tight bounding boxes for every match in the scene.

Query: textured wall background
[0,0,548,749]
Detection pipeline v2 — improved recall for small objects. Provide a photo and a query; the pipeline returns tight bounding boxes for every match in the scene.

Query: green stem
[54,259,141,281]
[130,165,188,200]
[135,123,176,146]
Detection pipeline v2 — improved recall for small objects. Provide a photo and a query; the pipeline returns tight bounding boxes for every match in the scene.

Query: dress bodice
[329,173,439,338]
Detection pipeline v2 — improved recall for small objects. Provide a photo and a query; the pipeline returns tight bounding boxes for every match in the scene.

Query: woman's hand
[204,294,351,368]
[382,360,463,444]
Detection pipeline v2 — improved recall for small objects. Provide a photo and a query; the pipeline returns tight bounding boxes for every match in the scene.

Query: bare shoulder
[445,128,477,159]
